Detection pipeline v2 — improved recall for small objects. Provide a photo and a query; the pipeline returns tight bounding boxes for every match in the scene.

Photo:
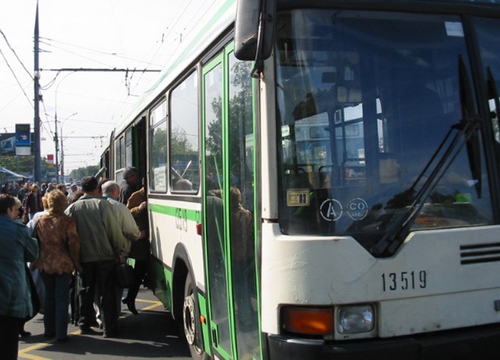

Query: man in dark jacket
[119,167,140,205]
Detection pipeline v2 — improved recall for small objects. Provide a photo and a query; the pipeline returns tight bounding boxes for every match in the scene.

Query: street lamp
[59,112,77,183]
[53,71,76,183]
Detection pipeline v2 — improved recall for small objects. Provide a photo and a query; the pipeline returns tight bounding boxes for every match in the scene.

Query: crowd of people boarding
[0,166,148,360]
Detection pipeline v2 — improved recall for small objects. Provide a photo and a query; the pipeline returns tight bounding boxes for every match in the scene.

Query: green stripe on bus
[149,203,201,222]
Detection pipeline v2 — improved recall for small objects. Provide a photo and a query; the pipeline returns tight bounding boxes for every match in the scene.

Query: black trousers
[79,260,118,333]
[125,259,148,302]
[0,315,22,360]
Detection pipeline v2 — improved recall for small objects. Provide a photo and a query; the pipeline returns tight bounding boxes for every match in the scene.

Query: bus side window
[150,100,168,192]
[170,71,200,193]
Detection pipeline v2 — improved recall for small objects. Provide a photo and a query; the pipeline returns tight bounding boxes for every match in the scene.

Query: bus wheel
[183,275,209,360]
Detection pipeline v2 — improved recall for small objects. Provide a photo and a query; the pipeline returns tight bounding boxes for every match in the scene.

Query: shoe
[79,326,102,335]
[19,330,31,337]
[103,330,120,338]
[123,298,138,315]
[56,337,68,342]
[43,332,55,338]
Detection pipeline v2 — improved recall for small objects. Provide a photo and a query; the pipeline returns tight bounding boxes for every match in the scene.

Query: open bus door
[202,43,260,359]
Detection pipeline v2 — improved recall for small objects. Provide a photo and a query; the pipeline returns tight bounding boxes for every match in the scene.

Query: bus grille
[460,242,500,265]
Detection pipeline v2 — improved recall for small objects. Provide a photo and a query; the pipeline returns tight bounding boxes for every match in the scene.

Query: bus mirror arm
[250,1,275,78]
[371,56,481,257]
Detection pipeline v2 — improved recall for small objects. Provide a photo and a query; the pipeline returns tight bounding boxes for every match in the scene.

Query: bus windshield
[275,9,495,250]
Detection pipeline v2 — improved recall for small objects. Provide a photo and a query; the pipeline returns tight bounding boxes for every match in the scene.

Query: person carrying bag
[31,190,82,342]
[115,259,135,289]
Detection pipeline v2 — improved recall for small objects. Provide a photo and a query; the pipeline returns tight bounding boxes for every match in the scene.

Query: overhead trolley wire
[0,47,33,109]
[0,26,34,111]
[0,27,33,80]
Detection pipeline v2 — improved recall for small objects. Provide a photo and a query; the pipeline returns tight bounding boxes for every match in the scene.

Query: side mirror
[234,0,276,61]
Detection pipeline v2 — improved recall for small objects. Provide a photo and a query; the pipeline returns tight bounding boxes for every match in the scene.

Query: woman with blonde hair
[32,190,82,342]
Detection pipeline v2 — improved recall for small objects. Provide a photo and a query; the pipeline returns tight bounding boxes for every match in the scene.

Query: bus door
[116,115,147,184]
[131,115,147,179]
[202,43,260,359]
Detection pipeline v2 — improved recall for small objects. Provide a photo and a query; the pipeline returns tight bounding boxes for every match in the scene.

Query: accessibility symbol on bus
[320,199,343,222]
[347,198,369,221]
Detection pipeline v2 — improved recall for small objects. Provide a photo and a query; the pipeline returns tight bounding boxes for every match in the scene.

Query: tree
[0,155,50,179]
[151,126,167,169]
[68,165,100,182]
[0,155,34,174]
[203,55,253,191]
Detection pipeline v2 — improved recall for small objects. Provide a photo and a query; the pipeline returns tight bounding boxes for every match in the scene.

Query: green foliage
[228,60,253,179]
[67,164,100,183]
[171,126,195,155]
[0,155,36,174]
[0,155,52,183]
[204,57,253,188]
[206,95,223,158]
[151,125,167,169]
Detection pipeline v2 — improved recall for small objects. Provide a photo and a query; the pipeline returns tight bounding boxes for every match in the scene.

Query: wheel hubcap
[183,293,196,345]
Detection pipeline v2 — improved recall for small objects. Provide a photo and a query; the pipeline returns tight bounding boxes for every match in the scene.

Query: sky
[0,0,226,176]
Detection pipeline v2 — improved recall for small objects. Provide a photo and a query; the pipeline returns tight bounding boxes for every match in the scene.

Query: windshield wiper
[463,61,482,199]
[371,55,481,257]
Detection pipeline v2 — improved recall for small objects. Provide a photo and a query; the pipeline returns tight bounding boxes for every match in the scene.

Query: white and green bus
[102,0,500,358]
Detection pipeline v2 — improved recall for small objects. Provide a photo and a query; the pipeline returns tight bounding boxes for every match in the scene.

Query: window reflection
[171,71,200,193]
[276,10,493,247]
[150,101,167,192]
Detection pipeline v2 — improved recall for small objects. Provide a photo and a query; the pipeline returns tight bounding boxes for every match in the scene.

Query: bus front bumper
[267,324,500,360]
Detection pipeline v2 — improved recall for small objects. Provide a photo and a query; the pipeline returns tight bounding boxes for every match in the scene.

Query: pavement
[18,288,192,360]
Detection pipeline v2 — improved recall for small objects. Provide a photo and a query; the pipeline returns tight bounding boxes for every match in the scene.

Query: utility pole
[33,1,41,183]
[61,130,65,182]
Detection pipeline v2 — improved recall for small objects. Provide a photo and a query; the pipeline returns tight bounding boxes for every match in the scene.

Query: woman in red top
[32,190,82,341]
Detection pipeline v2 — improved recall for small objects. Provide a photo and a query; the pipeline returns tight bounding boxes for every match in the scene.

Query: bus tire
[183,275,209,360]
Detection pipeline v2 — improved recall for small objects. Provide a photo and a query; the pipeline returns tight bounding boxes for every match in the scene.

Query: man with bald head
[102,180,144,315]
[102,181,142,245]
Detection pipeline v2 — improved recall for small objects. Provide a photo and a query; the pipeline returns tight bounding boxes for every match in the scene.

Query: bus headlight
[337,304,374,334]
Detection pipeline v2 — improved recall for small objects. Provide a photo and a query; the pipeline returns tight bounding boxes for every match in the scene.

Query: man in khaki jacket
[65,176,128,338]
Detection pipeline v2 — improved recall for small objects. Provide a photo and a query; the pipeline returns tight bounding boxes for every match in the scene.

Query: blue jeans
[40,272,72,339]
